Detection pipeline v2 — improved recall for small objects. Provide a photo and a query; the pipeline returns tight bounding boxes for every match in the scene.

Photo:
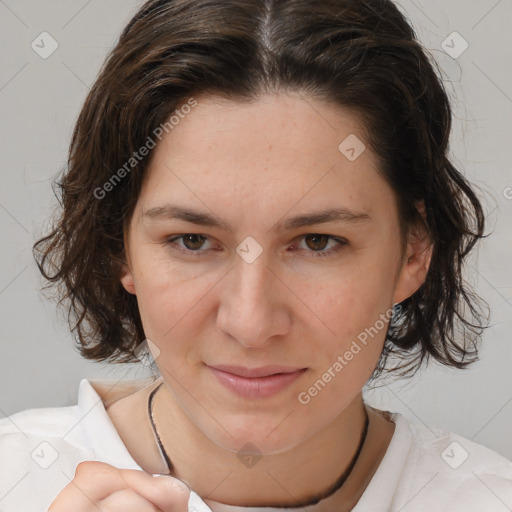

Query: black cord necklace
[148,382,369,508]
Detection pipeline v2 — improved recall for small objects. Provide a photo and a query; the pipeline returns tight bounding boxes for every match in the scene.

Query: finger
[68,461,127,502]
[48,462,125,511]
[119,471,190,512]
[48,481,100,511]
[99,488,163,512]
[61,461,190,512]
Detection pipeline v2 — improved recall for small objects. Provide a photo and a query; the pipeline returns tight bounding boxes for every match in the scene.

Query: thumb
[150,474,191,512]
[118,469,191,512]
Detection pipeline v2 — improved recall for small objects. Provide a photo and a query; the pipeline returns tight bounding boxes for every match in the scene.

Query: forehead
[137,92,396,225]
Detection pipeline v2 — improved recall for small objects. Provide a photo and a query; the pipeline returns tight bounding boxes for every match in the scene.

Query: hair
[33,0,489,380]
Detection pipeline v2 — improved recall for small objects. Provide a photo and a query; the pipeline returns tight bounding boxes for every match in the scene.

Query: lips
[206,364,307,399]
[208,364,305,378]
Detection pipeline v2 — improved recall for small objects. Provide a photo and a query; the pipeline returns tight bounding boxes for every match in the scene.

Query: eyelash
[164,234,348,258]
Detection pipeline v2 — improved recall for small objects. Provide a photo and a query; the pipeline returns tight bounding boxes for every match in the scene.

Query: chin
[203,412,312,456]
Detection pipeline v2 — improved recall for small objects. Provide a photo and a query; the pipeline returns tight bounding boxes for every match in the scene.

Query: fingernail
[152,474,190,493]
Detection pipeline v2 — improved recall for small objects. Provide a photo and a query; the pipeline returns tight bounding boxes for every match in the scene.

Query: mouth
[206,364,308,399]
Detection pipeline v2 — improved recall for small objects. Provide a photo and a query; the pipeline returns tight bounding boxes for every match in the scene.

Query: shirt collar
[76,378,143,469]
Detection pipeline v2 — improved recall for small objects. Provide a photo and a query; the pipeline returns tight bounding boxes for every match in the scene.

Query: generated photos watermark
[297,304,401,405]
[93,97,198,200]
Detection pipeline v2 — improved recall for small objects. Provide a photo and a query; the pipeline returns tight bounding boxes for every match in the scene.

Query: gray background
[0,0,511,460]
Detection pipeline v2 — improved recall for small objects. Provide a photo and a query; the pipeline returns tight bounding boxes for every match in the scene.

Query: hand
[48,461,190,512]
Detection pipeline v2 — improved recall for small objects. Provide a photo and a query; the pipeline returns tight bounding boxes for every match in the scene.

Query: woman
[1,0,511,511]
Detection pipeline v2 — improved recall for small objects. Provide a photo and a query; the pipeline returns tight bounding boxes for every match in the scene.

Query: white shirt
[1,378,511,511]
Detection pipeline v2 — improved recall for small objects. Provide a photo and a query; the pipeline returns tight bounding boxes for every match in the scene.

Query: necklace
[148,382,369,508]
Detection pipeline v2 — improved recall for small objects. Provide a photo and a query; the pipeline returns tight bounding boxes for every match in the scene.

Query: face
[121,92,430,454]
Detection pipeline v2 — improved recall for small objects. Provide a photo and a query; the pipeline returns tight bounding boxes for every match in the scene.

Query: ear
[393,202,433,305]
[119,227,136,295]
[120,263,136,295]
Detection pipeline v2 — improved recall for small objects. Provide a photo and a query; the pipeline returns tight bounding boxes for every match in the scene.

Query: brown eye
[304,234,330,252]
[165,234,212,255]
[180,234,207,251]
[294,234,348,258]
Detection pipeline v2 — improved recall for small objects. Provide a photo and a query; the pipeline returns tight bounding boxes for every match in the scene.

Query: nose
[216,251,291,348]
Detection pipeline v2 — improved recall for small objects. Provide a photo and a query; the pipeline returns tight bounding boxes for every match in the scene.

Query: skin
[48,461,190,511]
[116,91,432,509]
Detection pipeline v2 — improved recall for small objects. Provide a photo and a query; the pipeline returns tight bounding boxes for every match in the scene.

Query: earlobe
[120,264,136,295]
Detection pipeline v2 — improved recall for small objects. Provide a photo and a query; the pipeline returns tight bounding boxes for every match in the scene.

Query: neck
[151,382,388,510]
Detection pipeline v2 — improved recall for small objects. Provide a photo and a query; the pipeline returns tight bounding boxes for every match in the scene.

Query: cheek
[314,257,396,333]
[130,246,224,352]
[129,249,190,333]
[296,286,392,416]
[302,250,398,374]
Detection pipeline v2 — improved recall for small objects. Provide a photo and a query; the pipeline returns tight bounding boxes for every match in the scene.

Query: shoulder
[392,412,512,511]
[0,397,95,511]
[0,400,92,456]
[0,402,78,437]
[408,419,512,473]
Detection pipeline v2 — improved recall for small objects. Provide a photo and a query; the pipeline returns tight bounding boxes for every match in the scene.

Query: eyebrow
[142,204,371,232]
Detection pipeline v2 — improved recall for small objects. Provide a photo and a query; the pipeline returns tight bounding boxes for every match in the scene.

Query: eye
[164,233,348,258]
[293,234,348,257]
[165,234,213,255]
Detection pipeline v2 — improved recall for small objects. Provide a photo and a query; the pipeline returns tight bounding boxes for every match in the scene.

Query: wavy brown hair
[33,0,489,379]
